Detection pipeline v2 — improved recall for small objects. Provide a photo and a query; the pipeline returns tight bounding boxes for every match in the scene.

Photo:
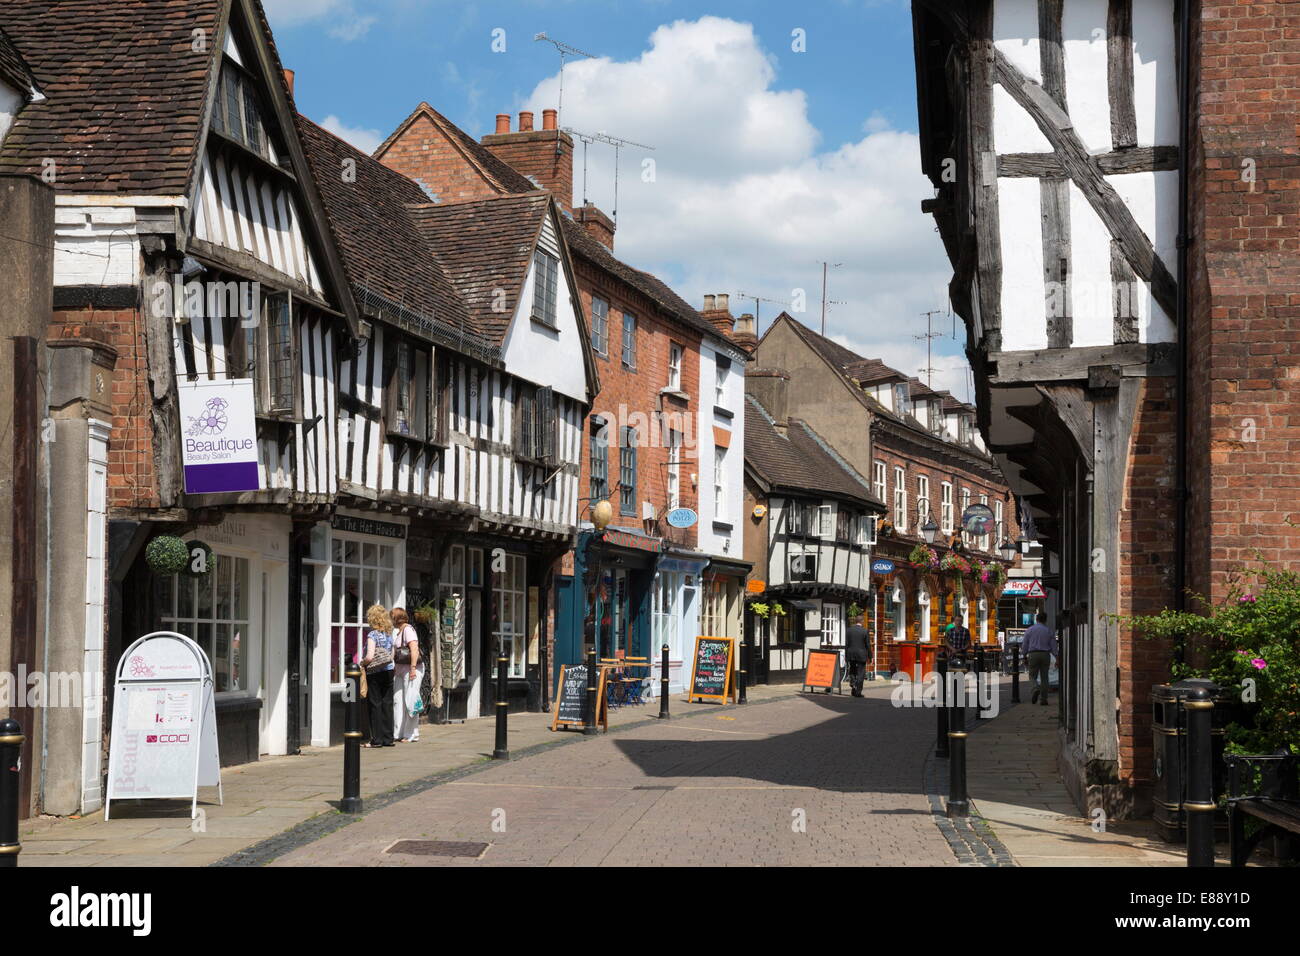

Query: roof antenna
[534,33,596,155]
[562,128,654,223]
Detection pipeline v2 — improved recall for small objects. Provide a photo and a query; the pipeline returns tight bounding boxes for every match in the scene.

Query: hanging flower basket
[908,543,939,570]
[145,535,189,576]
[940,552,972,577]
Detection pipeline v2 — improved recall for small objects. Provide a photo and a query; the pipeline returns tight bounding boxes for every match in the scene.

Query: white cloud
[520,16,963,386]
[264,0,376,41]
[328,15,376,42]
[318,114,384,154]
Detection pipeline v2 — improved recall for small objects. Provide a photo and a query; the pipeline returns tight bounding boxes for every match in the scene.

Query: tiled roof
[844,357,906,383]
[0,0,223,193]
[744,394,879,506]
[0,24,39,95]
[408,193,552,346]
[296,114,477,346]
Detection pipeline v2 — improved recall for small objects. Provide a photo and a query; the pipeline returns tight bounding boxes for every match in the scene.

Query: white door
[466,591,483,717]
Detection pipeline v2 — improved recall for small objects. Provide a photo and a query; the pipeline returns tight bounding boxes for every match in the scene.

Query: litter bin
[1151,678,1230,843]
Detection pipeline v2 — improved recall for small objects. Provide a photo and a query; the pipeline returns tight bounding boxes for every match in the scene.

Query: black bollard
[658,644,670,719]
[1184,686,1216,867]
[738,641,749,705]
[947,665,969,817]
[936,651,949,759]
[1011,644,1021,703]
[493,655,509,759]
[584,649,599,736]
[0,719,23,867]
[341,666,363,813]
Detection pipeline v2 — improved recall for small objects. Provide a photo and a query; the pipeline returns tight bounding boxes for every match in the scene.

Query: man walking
[844,610,873,697]
[944,618,972,665]
[1022,611,1055,705]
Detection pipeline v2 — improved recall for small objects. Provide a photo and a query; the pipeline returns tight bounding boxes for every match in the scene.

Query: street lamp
[999,539,1017,560]
[920,516,939,545]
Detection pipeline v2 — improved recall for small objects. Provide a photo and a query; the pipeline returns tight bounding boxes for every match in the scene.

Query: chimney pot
[519,111,534,132]
[495,113,510,134]
[283,69,295,96]
[716,293,730,313]
[704,295,716,311]
[542,109,558,131]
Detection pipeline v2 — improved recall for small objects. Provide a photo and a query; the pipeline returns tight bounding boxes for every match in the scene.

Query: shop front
[652,550,710,695]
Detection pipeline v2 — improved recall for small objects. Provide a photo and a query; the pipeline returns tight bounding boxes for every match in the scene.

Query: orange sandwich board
[802,649,842,695]
[551,663,609,731]
[686,636,735,704]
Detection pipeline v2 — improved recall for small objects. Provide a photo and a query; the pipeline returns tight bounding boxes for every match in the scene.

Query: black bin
[1151,678,1229,843]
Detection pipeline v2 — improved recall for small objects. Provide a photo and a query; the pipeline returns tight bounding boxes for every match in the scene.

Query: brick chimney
[480,109,575,212]
[731,312,758,355]
[576,202,615,250]
[700,292,734,336]
[283,69,295,98]
[745,368,790,435]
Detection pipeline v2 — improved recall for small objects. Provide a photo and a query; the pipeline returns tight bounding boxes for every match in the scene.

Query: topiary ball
[145,535,190,575]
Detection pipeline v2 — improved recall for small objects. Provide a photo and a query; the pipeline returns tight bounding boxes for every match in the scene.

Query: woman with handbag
[390,607,424,742]
[361,604,396,747]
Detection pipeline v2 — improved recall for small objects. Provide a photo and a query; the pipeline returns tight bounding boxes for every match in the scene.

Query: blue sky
[264,0,971,398]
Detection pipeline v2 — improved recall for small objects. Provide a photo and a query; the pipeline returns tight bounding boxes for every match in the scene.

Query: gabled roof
[296,113,480,352]
[375,101,538,195]
[0,24,40,97]
[0,0,224,193]
[844,357,907,384]
[744,394,883,508]
[408,192,551,346]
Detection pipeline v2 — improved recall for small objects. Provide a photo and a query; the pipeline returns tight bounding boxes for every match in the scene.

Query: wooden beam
[992,49,1178,321]
[997,146,1178,177]
[970,1,1003,350]
[1110,239,1140,344]
[1107,0,1137,150]
[1039,0,1066,110]
[989,342,1175,384]
[1041,176,1072,348]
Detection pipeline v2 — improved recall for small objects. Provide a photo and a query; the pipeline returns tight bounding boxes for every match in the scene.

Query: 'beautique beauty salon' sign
[177,379,261,495]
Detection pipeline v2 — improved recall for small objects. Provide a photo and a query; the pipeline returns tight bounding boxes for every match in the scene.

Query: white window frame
[917,474,930,522]
[961,487,972,545]
[821,602,842,646]
[160,551,252,694]
[329,534,400,687]
[818,503,834,538]
[491,551,528,679]
[941,482,954,534]
[979,493,990,551]
[668,342,683,391]
[713,445,726,520]
[995,500,1004,545]
[873,460,886,502]
[787,499,803,535]
[893,466,907,532]
[667,429,682,509]
[856,514,877,546]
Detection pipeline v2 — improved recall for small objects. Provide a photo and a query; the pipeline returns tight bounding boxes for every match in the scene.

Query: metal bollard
[947,666,969,817]
[738,641,749,705]
[0,719,23,867]
[493,655,510,759]
[584,649,599,736]
[658,644,670,719]
[1184,686,1216,867]
[1011,644,1021,703]
[341,666,363,813]
[936,651,949,759]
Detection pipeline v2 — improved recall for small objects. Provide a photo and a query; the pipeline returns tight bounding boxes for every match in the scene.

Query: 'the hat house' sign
[177,379,261,494]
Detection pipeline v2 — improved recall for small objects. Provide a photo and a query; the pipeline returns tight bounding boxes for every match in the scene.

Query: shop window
[492,552,528,679]
[329,536,397,684]
[160,554,250,693]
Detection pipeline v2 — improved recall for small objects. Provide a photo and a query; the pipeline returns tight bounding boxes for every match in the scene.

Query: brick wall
[376,112,506,205]
[49,307,159,511]
[480,129,574,213]
[574,256,702,546]
[1187,1,1300,605]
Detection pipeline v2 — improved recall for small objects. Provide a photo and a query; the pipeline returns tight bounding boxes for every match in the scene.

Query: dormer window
[929,400,942,434]
[892,382,908,413]
[959,416,972,445]
[212,62,274,163]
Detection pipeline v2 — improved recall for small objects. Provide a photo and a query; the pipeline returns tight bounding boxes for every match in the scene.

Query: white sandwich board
[105,631,223,820]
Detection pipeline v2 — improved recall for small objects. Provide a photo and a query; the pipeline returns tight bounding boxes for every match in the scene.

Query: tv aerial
[534,33,597,153]
[563,127,654,223]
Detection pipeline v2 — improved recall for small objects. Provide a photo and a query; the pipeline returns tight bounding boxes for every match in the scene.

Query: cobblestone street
[272,687,957,866]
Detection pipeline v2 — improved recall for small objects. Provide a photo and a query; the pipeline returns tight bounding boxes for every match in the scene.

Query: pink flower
[1251,658,1267,670]
[1238,594,1256,603]
[1237,650,1249,655]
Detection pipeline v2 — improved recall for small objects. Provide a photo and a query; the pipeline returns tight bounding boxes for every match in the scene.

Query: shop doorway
[465,591,483,717]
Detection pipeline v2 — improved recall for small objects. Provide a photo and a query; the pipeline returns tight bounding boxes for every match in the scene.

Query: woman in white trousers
[390,608,424,742]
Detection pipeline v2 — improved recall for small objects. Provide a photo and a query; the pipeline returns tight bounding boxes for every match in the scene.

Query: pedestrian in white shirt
[390,607,423,741]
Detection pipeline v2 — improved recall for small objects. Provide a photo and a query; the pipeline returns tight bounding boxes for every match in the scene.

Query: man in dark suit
[844,610,873,697]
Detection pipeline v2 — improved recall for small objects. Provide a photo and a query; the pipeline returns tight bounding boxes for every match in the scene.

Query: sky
[263,0,973,400]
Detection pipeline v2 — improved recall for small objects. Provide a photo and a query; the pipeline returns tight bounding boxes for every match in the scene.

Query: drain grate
[384,840,490,858]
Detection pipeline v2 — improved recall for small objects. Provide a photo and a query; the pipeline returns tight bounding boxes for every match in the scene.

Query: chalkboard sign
[551,663,608,731]
[687,636,735,704]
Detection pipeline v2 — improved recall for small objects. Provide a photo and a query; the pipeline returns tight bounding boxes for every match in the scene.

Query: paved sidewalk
[963,689,1198,866]
[17,683,798,867]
